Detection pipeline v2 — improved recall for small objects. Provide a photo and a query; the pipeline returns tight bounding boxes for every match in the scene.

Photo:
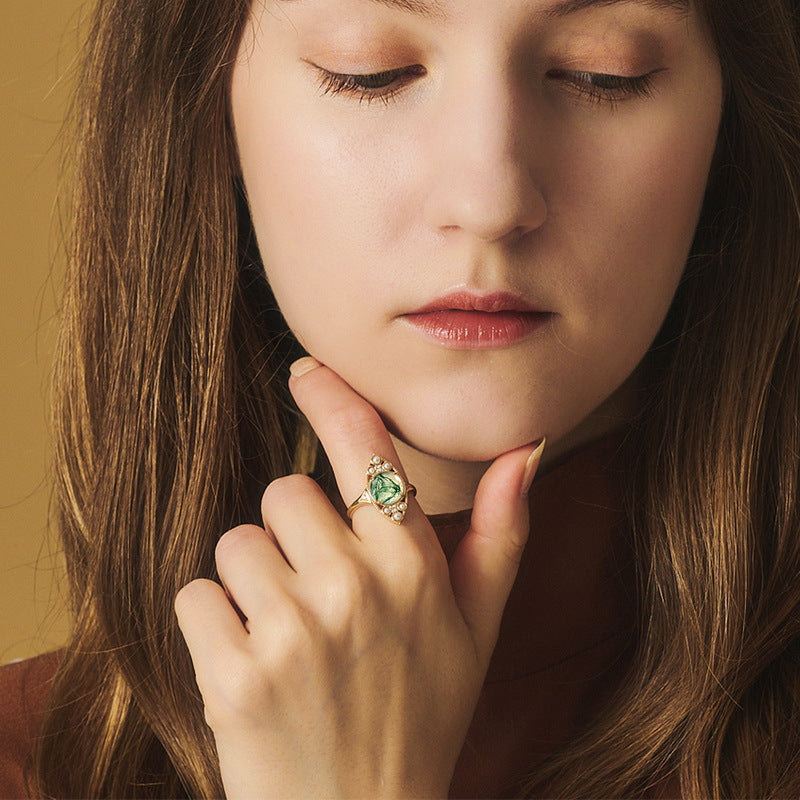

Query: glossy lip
[405,290,546,315]
[400,290,552,350]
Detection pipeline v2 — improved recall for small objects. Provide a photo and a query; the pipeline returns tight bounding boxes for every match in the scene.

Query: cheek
[232,92,407,349]
[561,96,720,352]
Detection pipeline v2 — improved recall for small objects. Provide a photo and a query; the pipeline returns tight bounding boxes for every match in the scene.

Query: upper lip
[404,291,547,315]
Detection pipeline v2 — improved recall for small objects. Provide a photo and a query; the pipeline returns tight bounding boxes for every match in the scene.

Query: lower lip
[401,310,552,349]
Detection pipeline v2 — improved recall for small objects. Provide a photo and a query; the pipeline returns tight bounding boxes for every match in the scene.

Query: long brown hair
[30,0,800,796]
[519,0,800,795]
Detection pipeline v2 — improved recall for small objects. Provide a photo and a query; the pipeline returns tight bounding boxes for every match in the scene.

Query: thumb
[448,437,546,668]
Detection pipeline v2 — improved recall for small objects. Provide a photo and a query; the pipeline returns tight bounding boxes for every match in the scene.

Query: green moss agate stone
[369,471,404,506]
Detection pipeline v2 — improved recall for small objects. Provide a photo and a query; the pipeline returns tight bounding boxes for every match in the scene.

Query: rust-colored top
[0,427,643,799]
[438,428,637,797]
[0,649,61,799]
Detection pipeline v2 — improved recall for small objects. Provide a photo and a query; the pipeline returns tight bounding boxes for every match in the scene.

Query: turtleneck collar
[444,426,638,797]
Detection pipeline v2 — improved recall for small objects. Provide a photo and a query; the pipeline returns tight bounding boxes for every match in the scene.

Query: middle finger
[260,473,356,571]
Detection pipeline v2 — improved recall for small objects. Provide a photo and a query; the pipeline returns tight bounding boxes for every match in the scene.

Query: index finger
[287,357,424,536]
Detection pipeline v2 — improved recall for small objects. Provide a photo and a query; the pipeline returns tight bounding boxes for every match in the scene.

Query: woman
[1,0,799,796]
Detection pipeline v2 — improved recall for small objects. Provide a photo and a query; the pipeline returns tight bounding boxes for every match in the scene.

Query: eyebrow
[277,0,690,21]
[543,0,689,19]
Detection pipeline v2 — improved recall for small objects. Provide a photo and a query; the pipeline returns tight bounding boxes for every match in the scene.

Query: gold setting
[346,454,416,525]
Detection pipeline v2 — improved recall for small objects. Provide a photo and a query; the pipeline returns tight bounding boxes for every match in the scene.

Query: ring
[346,454,417,525]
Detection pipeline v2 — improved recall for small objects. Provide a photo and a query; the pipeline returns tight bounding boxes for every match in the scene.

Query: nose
[423,68,547,244]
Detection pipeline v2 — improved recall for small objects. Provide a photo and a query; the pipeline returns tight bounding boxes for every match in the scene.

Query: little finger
[174,578,250,676]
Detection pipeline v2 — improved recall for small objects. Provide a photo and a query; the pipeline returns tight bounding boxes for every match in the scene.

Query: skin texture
[230,0,723,514]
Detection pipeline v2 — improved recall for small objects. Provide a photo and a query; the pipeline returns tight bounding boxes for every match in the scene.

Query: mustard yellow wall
[0,1,88,664]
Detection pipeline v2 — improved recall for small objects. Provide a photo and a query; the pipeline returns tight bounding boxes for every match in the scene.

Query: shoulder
[0,650,62,800]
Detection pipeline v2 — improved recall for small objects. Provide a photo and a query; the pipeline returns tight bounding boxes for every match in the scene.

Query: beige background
[1,0,89,664]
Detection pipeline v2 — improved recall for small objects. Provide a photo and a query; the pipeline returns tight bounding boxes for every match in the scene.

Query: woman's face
[231,0,722,464]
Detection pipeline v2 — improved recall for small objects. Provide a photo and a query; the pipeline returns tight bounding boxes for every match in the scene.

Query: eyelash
[315,65,662,109]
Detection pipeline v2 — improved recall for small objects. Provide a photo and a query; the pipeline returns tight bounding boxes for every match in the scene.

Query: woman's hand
[174,357,545,799]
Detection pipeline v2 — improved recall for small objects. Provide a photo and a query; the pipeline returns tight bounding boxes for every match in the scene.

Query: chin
[388,414,542,463]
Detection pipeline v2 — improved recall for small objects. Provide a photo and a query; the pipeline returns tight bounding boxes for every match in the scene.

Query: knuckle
[214,524,263,563]
[398,545,430,585]
[320,561,375,630]
[173,578,215,618]
[384,540,448,620]
[385,537,441,588]
[201,650,271,729]
[205,604,317,730]
[261,473,320,510]
[258,604,320,673]
[479,527,526,568]
[503,536,527,567]
[263,594,315,650]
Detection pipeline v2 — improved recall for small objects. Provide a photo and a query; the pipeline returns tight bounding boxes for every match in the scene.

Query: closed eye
[313,64,665,108]
[315,65,427,106]
[548,68,665,107]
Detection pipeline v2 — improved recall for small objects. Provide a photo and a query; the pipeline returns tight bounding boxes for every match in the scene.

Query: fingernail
[289,356,322,378]
[520,437,547,496]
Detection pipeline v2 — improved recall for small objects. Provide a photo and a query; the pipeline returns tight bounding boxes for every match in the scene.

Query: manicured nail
[520,437,547,496]
[289,356,322,378]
